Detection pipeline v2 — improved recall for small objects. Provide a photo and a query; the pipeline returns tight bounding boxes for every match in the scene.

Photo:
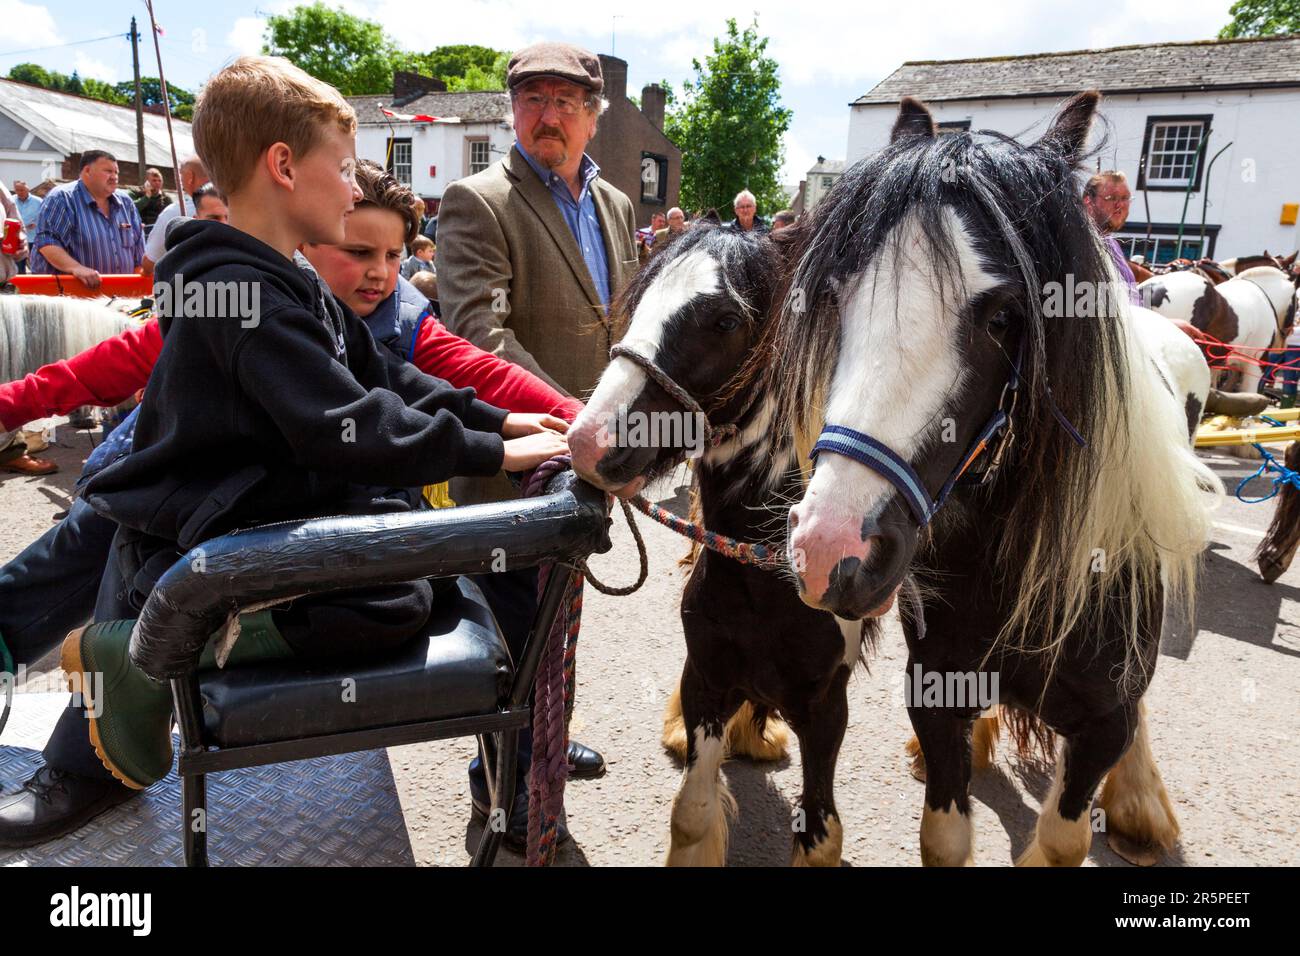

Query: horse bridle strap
[810,340,1026,527]
[609,343,741,446]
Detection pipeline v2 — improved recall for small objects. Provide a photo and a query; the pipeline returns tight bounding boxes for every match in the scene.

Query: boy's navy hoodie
[83,218,508,605]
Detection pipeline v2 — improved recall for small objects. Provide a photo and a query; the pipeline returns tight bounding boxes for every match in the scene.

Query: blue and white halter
[810,340,1084,526]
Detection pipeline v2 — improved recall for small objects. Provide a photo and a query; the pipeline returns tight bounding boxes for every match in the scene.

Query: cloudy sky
[0,0,1239,185]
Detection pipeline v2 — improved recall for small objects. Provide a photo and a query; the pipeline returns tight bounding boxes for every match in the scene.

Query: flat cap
[507,42,603,94]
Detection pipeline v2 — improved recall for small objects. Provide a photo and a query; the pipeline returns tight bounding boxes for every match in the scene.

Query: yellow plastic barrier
[1196,409,1300,447]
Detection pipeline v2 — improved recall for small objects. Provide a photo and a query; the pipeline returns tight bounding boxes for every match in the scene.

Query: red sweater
[1,315,584,431]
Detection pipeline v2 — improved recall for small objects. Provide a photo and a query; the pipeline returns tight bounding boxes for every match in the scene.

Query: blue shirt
[515,142,611,309]
[14,193,41,231]
[28,179,145,275]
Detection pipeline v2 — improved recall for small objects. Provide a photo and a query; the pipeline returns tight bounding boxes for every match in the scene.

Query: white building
[0,77,194,188]
[347,90,514,214]
[803,156,845,214]
[847,35,1300,262]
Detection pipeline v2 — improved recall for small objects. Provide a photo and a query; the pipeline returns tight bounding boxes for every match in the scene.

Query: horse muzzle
[787,500,915,619]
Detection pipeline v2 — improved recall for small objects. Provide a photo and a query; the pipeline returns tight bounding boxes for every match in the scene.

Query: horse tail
[0,296,135,381]
[1254,441,1300,583]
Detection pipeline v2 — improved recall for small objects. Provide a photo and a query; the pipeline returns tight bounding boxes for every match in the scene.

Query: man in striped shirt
[28,150,145,289]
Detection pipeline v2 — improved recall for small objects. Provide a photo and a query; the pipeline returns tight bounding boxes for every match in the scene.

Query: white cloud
[226,17,267,56]
[0,0,60,51]
[73,52,116,83]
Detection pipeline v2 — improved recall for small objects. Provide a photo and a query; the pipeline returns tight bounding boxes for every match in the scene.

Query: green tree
[663,18,792,216]
[443,51,509,92]
[263,2,399,94]
[403,45,500,83]
[112,77,194,116]
[8,63,52,87]
[1220,0,1300,36]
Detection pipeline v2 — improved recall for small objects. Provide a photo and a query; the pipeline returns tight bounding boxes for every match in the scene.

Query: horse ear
[891,96,936,143]
[1039,90,1100,163]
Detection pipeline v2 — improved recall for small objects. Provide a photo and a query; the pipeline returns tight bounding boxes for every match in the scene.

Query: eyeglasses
[515,91,586,116]
[1100,194,1132,204]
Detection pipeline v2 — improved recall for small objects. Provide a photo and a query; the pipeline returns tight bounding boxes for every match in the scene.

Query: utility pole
[131,17,145,185]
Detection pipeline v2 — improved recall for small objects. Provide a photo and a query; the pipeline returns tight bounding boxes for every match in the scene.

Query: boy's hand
[502,412,568,438]
[502,430,569,472]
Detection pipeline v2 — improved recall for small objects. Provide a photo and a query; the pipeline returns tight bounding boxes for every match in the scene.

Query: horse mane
[771,110,1216,693]
[0,295,137,382]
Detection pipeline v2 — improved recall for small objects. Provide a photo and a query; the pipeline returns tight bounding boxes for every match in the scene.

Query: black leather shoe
[471,788,570,854]
[0,766,138,848]
[567,739,606,780]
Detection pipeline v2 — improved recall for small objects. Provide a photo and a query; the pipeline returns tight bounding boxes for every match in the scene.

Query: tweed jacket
[438,145,638,502]
[438,146,638,398]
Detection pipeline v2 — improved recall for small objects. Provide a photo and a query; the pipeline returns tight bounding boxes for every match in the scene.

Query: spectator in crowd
[651,206,687,257]
[28,150,145,289]
[401,234,435,279]
[11,179,41,274]
[1081,170,1136,295]
[0,178,27,283]
[189,183,228,223]
[414,197,434,235]
[772,209,797,231]
[636,210,667,264]
[408,268,438,314]
[131,167,171,231]
[438,40,641,839]
[0,177,51,475]
[141,156,209,274]
[725,189,768,233]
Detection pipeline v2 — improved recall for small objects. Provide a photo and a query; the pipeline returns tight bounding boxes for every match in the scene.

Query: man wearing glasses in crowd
[1082,170,1137,293]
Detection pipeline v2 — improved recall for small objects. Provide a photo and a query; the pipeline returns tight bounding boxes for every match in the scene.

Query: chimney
[641,84,665,130]
[392,70,447,105]
[598,54,627,102]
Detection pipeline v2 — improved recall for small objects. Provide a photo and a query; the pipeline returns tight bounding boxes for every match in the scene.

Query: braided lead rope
[628,494,786,570]
[521,456,574,865]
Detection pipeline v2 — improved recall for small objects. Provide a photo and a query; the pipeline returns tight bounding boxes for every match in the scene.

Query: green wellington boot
[61,612,295,790]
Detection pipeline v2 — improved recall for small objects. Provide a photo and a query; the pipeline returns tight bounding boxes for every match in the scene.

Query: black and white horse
[569,225,883,865]
[775,92,1220,865]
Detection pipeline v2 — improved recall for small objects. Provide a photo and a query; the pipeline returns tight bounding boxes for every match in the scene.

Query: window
[641,152,668,204]
[1138,116,1211,192]
[387,137,412,185]
[821,176,833,191]
[937,120,971,133]
[1115,222,1220,263]
[469,140,491,175]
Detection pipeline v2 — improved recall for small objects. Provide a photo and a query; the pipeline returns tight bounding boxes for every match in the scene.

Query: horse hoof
[1258,559,1285,584]
[1108,831,1163,866]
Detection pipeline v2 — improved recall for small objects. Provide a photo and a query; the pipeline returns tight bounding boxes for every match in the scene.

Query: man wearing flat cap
[437,40,638,851]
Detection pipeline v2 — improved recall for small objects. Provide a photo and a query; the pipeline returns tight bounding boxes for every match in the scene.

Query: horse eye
[715,315,741,333]
[989,309,1010,330]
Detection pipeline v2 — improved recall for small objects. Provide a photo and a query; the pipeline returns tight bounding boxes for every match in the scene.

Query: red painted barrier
[9,273,153,298]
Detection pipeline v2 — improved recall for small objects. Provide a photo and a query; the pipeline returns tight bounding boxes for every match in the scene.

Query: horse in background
[1139,266,1297,392]
[1220,251,1298,276]
[0,295,141,384]
[775,91,1220,866]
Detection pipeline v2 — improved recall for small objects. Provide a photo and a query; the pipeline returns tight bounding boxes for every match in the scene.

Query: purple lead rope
[521,455,580,866]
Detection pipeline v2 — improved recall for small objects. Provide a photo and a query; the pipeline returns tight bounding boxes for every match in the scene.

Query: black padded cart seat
[200,578,511,748]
